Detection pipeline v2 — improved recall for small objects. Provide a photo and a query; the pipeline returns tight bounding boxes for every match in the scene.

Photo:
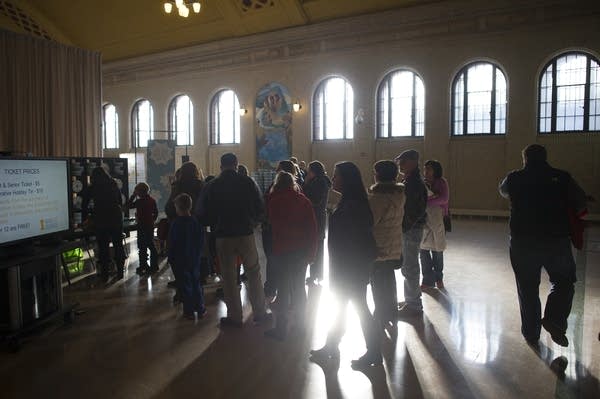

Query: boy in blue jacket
[168,193,206,319]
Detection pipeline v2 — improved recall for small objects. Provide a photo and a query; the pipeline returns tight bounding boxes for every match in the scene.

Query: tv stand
[0,241,81,351]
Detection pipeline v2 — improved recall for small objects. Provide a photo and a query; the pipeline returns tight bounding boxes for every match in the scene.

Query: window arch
[377,69,425,138]
[451,61,507,135]
[168,95,194,146]
[210,89,241,144]
[539,51,600,133]
[102,103,118,149]
[131,99,154,147]
[313,76,354,140]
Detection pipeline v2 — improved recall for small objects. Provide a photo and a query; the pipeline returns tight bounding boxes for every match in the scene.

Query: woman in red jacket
[264,171,317,340]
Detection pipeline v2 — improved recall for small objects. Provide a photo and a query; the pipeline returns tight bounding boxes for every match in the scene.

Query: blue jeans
[176,264,205,315]
[420,250,444,286]
[401,227,423,309]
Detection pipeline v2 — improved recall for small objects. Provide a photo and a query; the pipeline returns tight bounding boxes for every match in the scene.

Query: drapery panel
[0,29,101,157]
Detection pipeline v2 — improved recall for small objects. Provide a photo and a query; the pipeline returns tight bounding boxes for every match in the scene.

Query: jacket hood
[369,182,405,194]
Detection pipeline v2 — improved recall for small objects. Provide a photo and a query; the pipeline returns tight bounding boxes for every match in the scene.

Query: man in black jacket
[395,150,427,317]
[499,144,587,347]
[201,153,269,327]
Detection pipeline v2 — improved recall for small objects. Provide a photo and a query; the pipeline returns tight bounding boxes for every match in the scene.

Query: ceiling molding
[103,0,600,86]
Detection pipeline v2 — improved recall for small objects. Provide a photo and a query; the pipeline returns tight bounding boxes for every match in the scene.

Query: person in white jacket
[368,160,405,328]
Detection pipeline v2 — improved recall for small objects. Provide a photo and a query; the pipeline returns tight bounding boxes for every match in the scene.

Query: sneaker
[309,346,340,360]
[436,280,445,289]
[197,308,208,319]
[220,317,243,328]
[351,352,383,368]
[183,312,196,320]
[397,304,423,319]
[542,318,569,347]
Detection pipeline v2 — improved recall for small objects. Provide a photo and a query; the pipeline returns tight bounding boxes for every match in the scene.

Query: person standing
[264,171,317,340]
[499,144,587,347]
[82,166,126,281]
[368,160,405,328]
[302,160,332,285]
[310,162,380,368]
[168,193,206,320]
[420,160,449,289]
[201,153,269,327]
[394,150,427,317]
[127,182,159,275]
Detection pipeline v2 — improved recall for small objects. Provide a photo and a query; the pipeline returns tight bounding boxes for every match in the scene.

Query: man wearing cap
[201,153,270,327]
[395,150,428,317]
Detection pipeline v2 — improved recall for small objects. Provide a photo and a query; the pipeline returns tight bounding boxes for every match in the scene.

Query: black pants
[309,237,325,281]
[326,271,380,356]
[262,227,276,296]
[420,250,444,286]
[371,260,399,322]
[96,226,125,276]
[271,250,308,330]
[509,237,576,341]
[137,227,158,268]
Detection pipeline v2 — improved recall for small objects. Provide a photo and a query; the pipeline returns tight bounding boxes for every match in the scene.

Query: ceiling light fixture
[163,1,201,17]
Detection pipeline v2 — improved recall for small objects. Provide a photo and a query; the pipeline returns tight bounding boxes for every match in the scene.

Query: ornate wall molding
[103,0,600,86]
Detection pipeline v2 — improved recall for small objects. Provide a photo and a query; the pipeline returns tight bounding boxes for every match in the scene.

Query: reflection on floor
[1,219,599,398]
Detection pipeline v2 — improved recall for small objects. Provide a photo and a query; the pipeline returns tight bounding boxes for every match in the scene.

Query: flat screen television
[0,158,71,247]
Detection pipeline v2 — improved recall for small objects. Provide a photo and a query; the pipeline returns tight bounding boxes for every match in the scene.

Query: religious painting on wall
[146,139,175,212]
[255,82,292,170]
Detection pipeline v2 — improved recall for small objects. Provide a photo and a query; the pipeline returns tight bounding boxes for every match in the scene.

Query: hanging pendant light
[163,1,201,17]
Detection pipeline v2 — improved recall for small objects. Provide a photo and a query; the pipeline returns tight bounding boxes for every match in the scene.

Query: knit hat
[395,149,419,162]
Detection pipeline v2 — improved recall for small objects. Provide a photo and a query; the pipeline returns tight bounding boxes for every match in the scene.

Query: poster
[146,140,175,212]
[255,82,292,169]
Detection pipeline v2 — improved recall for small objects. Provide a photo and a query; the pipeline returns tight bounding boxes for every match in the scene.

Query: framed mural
[146,139,176,213]
[256,82,292,170]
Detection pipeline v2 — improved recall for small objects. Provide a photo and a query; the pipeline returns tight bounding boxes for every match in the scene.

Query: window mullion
[491,67,497,135]
[411,75,417,137]
[463,71,468,135]
[551,61,557,132]
[343,82,347,139]
[584,57,591,131]
[387,80,392,138]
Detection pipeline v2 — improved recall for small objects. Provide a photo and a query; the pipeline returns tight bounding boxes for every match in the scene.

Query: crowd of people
[83,143,587,369]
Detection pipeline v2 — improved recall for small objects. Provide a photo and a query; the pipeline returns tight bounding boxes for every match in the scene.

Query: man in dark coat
[499,144,587,347]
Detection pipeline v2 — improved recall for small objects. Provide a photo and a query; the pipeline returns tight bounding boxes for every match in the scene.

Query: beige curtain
[0,29,101,157]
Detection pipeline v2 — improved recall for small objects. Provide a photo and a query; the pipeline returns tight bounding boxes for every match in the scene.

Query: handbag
[443,212,452,233]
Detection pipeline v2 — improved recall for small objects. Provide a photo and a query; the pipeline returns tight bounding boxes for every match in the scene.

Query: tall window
[132,99,154,147]
[377,70,425,137]
[210,90,241,144]
[539,52,600,133]
[102,103,118,149]
[169,95,194,146]
[452,62,507,135]
[313,77,354,140]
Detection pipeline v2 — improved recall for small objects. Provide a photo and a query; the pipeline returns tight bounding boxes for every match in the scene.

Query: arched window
[210,89,241,144]
[377,70,425,137]
[451,62,507,135]
[539,52,600,133]
[313,77,354,140]
[132,99,154,147]
[102,103,118,149]
[168,95,194,146]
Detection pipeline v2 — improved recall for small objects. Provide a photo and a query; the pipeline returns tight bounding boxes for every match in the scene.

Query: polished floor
[1,219,599,399]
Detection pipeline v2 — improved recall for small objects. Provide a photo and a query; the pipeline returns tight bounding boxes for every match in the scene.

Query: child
[127,182,159,275]
[168,193,206,319]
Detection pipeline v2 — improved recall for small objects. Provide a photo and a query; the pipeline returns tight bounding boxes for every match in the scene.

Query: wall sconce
[240,108,248,115]
[292,102,302,112]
